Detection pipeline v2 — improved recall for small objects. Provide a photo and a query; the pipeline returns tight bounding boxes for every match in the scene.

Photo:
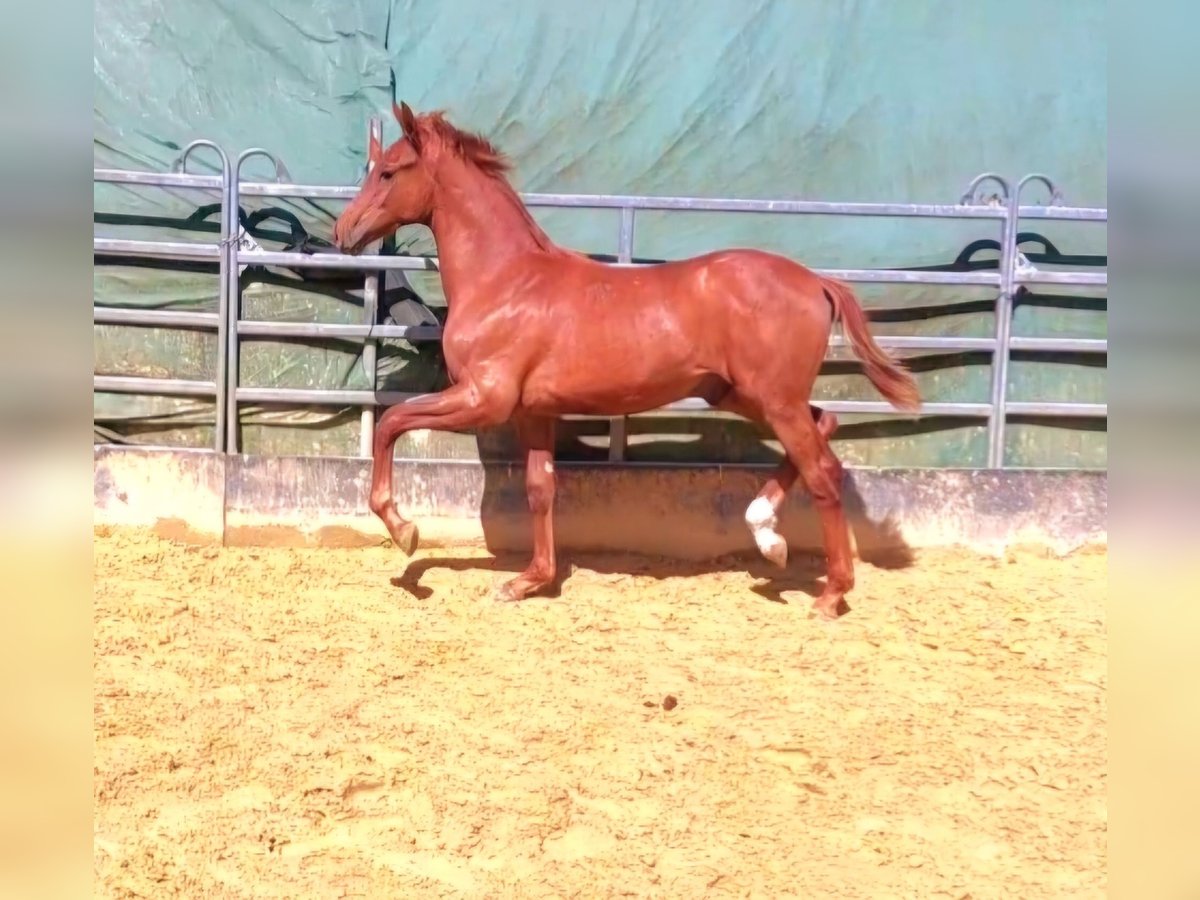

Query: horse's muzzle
[331,217,356,254]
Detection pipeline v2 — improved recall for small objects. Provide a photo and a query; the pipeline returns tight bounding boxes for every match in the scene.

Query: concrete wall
[94,445,1107,560]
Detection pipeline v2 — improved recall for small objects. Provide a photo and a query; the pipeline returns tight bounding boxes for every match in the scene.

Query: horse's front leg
[369,383,511,553]
[494,415,558,603]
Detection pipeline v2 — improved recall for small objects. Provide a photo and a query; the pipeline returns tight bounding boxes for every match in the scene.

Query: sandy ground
[94,529,1106,898]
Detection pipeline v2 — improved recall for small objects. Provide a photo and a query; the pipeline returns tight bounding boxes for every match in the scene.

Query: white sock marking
[745,496,777,530]
[746,496,787,563]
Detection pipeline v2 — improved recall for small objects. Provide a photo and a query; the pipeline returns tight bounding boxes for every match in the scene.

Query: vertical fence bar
[359,117,383,458]
[607,206,636,461]
[986,193,1018,468]
[225,164,244,454]
[987,174,1069,468]
[172,141,233,453]
[215,155,232,454]
[227,148,293,455]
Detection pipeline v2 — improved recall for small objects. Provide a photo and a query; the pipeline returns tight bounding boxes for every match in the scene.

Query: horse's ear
[394,100,421,152]
[368,130,382,168]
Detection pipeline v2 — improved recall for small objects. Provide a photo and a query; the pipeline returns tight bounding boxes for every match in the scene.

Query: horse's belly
[520,368,699,417]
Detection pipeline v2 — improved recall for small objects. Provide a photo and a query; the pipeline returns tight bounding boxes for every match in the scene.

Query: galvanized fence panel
[93,128,1107,468]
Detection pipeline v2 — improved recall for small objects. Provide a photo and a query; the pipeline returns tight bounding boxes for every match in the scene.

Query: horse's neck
[429,162,558,304]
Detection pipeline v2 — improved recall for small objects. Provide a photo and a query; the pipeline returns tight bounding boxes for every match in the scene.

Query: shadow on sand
[388,424,917,615]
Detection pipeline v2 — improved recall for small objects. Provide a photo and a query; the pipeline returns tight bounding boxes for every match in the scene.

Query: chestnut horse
[333,103,920,619]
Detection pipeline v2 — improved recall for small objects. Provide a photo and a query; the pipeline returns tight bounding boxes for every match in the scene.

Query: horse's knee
[801,459,843,508]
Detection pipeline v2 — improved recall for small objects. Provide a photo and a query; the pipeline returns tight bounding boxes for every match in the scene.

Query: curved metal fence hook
[959,172,1012,207]
[163,139,234,454]
[235,147,294,183]
[171,139,231,179]
[1015,173,1064,207]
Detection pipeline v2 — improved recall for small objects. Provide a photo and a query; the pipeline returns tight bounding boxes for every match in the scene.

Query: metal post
[225,163,243,454]
[359,117,383,458]
[960,175,1014,470]
[987,173,1066,469]
[228,149,293,455]
[171,140,231,452]
[608,206,636,461]
[986,185,1018,469]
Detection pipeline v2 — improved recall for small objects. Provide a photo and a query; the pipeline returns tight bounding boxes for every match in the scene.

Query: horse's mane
[417,110,560,254]
[419,112,512,176]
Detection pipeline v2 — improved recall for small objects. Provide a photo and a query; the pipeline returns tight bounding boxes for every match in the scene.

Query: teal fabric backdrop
[94,0,1107,466]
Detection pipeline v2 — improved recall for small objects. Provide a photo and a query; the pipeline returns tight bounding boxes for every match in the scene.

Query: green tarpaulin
[94,0,1107,466]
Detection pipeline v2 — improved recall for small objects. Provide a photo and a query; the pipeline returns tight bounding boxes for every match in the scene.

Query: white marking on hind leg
[745,496,788,567]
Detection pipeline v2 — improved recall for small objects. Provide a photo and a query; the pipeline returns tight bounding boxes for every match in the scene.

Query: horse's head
[333,101,437,254]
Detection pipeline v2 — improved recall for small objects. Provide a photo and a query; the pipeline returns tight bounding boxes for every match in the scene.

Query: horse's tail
[820,276,922,413]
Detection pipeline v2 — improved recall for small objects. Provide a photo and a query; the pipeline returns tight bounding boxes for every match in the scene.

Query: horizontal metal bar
[1004,401,1107,418]
[94,168,223,190]
[234,249,1007,287]
[521,193,1009,219]
[94,307,220,329]
[236,325,1005,352]
[1008,336,1107,353]
[99,239,1059,291]
[1016,271,1107,287]
[829,335,995,351]
[243,326,1082,355]
[783,399,996,417]
[228,387,1103,421]
[94,375,217,397]
[235,181,1011,219]
[132,316,1108,356]
[94,237,221,261]
[238,181,358,200]
[95,381,1107,420]
[818,268,1000,286]
[100,313,1103,356]
[650,399,1105,418]
[236,321,443,341]
[1016,206,1107,222]
[98,172,1102,223]
[238,250,435,271]
[235,387,424,405]
[231,384,996,418]
[651,399,994,417]
[234,325,1013,352]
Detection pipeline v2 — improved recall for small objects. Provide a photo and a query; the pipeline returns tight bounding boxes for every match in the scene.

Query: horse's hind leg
[718,394,837,568]
[766,409,853,619]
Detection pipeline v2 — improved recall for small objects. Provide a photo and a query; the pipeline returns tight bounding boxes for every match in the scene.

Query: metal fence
[94,120,1107,468]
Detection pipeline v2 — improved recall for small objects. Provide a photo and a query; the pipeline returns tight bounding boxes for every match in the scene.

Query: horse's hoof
[391,521,419,557]
[810,596,848,621]
[491,581,524,604]
[757,532,789,569]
